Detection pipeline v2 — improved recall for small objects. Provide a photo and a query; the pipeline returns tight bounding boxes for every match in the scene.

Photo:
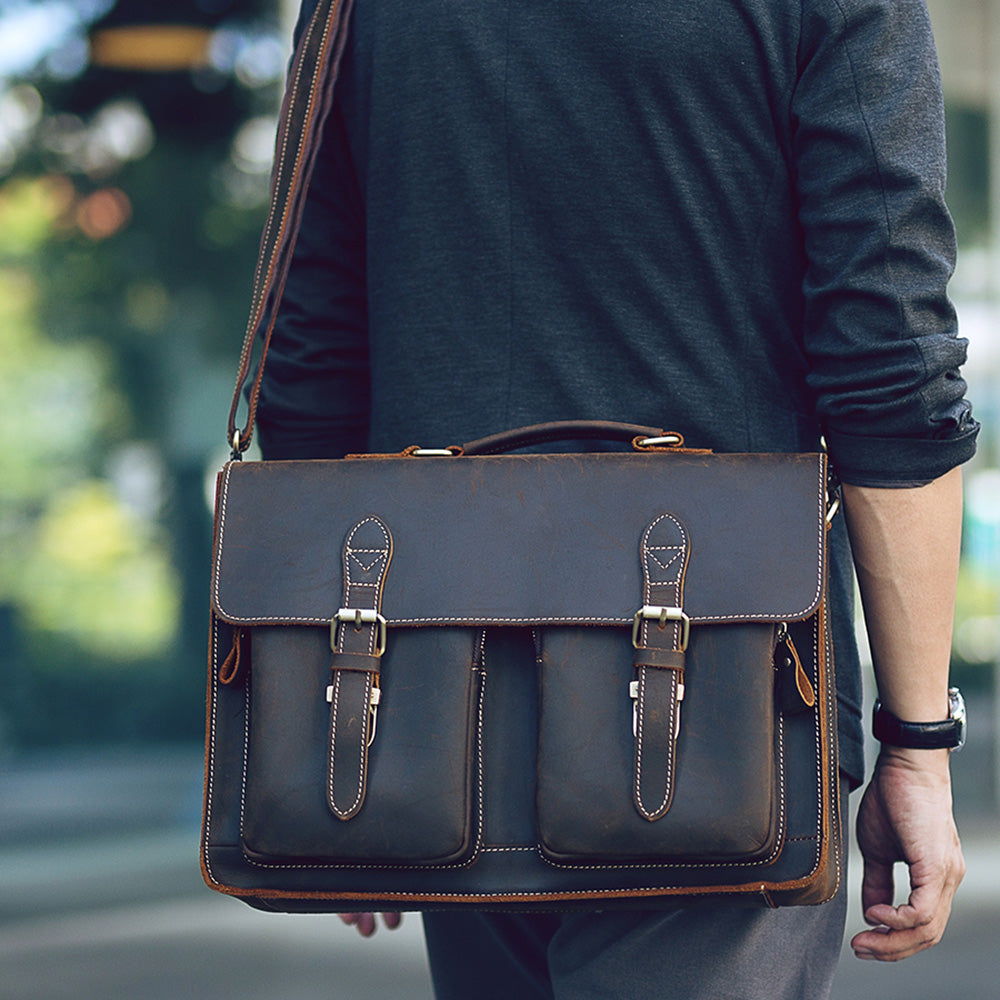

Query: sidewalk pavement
[1,738,997,999]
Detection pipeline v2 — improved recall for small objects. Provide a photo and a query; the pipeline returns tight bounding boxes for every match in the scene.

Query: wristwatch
[872,687,967,751]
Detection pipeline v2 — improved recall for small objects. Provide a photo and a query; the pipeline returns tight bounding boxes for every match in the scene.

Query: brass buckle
[332,608,388,656]
[632,605,690,651]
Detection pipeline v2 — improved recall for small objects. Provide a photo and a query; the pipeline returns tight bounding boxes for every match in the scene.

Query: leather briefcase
[200,0,843,911]
[202,421,843,911]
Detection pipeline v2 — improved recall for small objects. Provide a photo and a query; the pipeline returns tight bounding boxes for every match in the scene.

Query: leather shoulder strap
[227,0,356,457]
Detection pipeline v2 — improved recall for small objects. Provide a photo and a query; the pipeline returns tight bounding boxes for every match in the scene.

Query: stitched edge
[237,1,342,442]
[212,459,829,625]
[633,671,678,820]
[327,672,372,819]
[245,649,487,872]
[207,609,827,890]
[539,699,788,873]
[232,0,337,441]
[201,617,221,886]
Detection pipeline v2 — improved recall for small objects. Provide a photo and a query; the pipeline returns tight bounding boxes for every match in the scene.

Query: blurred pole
[987,0,1000,813]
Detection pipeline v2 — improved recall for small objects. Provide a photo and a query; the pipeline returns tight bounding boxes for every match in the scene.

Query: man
[257,0,977,994]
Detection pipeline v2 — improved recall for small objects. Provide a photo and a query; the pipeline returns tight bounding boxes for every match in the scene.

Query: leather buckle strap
[327,516,393,821]
[631,514,690,822]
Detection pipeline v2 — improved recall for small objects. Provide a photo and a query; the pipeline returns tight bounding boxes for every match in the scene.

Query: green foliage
[0,179,178,666]
[21,479,180,658]
[0,1,282,748]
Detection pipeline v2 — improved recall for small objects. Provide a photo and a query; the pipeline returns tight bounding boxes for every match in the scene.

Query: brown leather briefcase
[200,0,843,911]
[202,421,843,911]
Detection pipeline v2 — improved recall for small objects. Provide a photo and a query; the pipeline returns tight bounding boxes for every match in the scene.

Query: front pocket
[536,624,782,863]
[242,625,480,865]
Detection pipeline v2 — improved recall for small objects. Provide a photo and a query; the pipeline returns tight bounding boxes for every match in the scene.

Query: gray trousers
[422,783,849,1000]
[423,888,846,1000]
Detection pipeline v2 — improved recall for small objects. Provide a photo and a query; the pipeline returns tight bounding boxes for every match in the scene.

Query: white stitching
[632,670,676,820]
[327,672,341,811]
[556,622,825,881]
[217,611,815,625]
[349,552,386,574]
[239,671,251,834]
[646,547,683,576]
[213,616,827,889]
[230,883,775,900]
[327,672,369,819]
[342,516,391,592]
[207,467,835,897]
[201,617,220,884]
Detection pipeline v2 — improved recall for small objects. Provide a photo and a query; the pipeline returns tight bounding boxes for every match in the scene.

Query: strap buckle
[332,608,388,656]
[632,605,690,651]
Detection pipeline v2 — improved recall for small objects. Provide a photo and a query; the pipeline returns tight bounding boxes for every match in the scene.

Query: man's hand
[338,912,403,937]
[852,746,964,961]
[842,470,965,961]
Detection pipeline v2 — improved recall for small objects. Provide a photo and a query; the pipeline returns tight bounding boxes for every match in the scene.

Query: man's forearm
[841,466,963,722]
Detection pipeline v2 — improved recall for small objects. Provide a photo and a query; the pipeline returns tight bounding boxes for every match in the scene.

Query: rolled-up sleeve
[792,0,978,486]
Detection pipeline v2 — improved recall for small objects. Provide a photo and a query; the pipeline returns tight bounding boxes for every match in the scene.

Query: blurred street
[2,710,999,1000]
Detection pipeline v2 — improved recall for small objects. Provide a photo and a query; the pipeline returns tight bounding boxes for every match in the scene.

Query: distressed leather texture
[211,452,827,626]
[202,444,843,911]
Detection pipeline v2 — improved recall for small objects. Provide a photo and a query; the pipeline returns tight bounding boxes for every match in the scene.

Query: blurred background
[0,1,997,997]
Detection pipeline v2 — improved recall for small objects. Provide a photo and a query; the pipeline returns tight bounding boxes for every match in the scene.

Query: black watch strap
[872,688,967,751]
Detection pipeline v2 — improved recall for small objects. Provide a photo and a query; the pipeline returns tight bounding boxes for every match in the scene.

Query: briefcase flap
[211,451,828,627]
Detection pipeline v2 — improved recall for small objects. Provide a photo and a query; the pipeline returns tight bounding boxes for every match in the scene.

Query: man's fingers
[851,900,948,962]
[338,912,403,937]
[852,868,955,960]
[859,858,895,923]
[339,912,377,936]
[851,922,941,962]
[867,876,945,929]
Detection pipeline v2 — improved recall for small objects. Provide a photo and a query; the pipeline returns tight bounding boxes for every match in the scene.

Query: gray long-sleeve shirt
[256,0,980,783]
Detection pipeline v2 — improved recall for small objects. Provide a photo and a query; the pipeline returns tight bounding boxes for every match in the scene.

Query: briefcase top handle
[457,422,682,456]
